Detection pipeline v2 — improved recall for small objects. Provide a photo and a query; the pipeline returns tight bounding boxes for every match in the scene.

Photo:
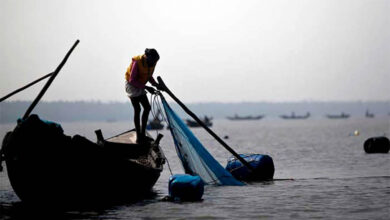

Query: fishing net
[159,95,243,186]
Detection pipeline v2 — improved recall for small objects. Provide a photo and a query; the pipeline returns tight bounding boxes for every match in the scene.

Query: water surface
[1,117,389,219]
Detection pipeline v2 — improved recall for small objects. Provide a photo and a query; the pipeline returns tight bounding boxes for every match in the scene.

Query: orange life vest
[125,55,155,84]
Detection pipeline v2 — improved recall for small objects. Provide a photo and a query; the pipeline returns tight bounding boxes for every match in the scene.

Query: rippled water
[1,117,389,219]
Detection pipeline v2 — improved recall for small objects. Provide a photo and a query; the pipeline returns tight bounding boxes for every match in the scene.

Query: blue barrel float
[226,154,275,181]
[168,174,204,201]
[364,136,390,153]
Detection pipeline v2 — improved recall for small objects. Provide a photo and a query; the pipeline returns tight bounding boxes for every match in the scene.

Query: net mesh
[160,95,243,186]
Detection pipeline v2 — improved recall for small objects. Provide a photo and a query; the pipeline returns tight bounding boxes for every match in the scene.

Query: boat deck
[105,130,165,170]
[107,130,137,144]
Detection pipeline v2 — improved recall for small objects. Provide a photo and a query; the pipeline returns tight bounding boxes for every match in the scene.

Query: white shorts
[125,81,146,98]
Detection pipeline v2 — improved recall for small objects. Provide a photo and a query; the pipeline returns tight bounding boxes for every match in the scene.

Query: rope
[164,155,173,176]
[153,92,169,126]
[0,150,3,172]
[149,91,173,176]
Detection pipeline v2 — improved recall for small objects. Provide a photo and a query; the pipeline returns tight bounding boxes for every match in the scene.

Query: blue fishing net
[160,96,243,186]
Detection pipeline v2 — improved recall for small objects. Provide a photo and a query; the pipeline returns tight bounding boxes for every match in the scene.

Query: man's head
[145,48,159,67]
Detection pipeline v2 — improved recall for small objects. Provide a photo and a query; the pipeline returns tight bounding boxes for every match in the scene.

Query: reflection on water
[1,117,389,219]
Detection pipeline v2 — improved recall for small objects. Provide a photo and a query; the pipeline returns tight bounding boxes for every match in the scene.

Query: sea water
[1,117,389,219]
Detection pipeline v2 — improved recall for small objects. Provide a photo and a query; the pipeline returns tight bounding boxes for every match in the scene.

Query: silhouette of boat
[186,116,213,127]
[365,109,374,118]
[227,114,264,120]
[147,109,164,130]
[280,112,310,119]
[105,118,117,123]
[0,115,165,207]
[326,112,350,119]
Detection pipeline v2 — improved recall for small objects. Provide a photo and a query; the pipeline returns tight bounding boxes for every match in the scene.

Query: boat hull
[147,122,164,130]
[1,115,164,207]
[226,115,264,120]
[186,120,212,127]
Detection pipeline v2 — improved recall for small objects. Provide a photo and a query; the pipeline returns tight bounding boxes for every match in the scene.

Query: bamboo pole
[0,72,54,102]
[23,40,80,120]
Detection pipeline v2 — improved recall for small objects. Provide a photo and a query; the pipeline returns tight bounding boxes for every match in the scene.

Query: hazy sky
[1,0,389,103]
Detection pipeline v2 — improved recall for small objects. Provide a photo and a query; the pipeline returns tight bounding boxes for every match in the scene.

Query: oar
[22,40,80,120]
[157,76,254,171]
[0,72,54,102]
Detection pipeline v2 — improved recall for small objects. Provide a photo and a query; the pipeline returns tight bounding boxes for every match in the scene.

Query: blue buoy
[226,154,274,181]
[364,136,390,153]
[168,174,204,201]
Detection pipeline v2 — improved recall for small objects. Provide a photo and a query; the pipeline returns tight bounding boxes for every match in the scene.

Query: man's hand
[145,86,156,94]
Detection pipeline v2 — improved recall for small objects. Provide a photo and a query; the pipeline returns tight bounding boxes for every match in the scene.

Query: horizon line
[2,99,390,104]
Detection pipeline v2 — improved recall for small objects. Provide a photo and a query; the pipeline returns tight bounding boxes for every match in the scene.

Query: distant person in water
[125,48,163,144]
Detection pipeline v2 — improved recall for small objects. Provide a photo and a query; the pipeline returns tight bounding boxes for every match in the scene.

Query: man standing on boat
[125,48,163,143]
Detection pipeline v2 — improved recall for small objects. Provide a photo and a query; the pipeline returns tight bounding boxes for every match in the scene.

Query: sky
[1,0,389,103]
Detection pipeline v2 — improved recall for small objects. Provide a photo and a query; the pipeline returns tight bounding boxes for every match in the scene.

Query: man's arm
[149,76,164,91]
[149,76,158,87]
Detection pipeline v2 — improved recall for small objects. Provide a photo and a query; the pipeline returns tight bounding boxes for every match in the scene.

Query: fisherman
[125,48,163,144]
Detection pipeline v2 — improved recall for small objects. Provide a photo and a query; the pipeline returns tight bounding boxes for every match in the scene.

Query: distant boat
[147,120,164,130]
[227,114,264,120]
[105,118,117,123]
[146,109,164,130]
[280,112,310,119]
[326,112,350,119]
[365,109,374,118]
[186,116,213,127]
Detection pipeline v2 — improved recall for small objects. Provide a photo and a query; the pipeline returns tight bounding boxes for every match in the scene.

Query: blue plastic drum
[226,154,274,181]
[168,174,204,201]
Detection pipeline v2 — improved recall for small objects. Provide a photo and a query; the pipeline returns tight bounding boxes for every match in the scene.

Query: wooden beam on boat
[23,40,80,120]
[0,72,54,102]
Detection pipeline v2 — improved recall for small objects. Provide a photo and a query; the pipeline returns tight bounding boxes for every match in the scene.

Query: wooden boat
[186,116,212,127]
[226,114,264,120]
[280,112,310,119]
[147,121,164,130]
[365,110,374,118]
[0,41,165,207]
[326,112,350,119]
[0,114,165,207]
